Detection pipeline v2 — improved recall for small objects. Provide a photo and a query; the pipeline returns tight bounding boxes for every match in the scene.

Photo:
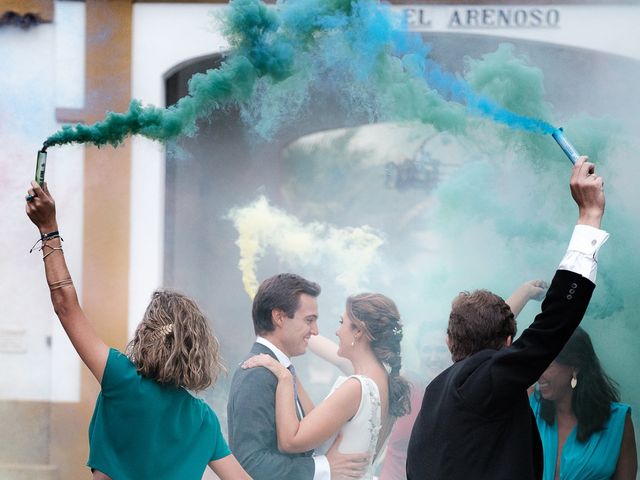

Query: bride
[242,293,411,479]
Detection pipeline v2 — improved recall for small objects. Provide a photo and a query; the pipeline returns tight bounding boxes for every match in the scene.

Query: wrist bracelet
[48,278,73,290]
[41,230,60,240]
[48,277,72,287]
[30,231,63,253]
[42,244,64,260]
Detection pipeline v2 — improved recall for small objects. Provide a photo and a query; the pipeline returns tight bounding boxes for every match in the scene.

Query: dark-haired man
[228,273,367,480]
[407,157,608,480]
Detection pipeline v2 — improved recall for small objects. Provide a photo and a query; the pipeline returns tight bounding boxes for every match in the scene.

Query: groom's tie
[288,364,304,419]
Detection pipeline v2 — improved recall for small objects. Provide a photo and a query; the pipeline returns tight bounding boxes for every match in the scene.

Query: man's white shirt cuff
[558,224,609,284]
[313,455,331,480]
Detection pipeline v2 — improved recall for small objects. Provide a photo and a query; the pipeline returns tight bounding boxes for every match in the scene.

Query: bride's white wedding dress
[316,375,382,479]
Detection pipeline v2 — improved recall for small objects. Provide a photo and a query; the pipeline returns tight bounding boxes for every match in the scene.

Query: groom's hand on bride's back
[326,433,369,479]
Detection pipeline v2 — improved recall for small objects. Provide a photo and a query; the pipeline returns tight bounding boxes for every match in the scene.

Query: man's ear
[505,335,513,347]
[272,309,286,328]
[445,334,451,351]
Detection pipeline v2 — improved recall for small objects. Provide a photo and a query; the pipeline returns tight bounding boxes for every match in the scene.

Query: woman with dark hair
[242,293,411,479]
[531,326,637,480]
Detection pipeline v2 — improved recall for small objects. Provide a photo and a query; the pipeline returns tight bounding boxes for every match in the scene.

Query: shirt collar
[256,336,292,368]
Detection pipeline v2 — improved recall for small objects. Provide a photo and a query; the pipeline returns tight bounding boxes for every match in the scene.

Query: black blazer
[406,269,595,480]
[227,342,315,480]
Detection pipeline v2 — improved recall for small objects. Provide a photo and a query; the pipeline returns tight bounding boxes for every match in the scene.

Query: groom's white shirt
[256,336,331,480]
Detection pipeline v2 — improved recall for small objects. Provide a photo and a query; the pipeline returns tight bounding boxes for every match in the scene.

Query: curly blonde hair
[126,289,224,391]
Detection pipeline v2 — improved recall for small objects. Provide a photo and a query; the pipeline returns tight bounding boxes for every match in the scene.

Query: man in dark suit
[406,156,608,480]
[228,273,367,480]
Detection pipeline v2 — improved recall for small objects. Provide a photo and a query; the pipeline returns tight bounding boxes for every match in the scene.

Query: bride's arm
[242,355,361,453]
[277,377,361,453]
[308,335,353,375]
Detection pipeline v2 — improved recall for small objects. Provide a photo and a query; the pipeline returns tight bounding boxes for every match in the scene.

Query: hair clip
[153,323,174,340]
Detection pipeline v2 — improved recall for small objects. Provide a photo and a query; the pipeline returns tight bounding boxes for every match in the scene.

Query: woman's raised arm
[308,334,353,375]
[505,280,548,318]
[25,181,109,383]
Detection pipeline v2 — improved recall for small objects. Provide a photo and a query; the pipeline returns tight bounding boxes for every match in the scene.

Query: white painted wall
[129,4,229,338]
[0,0,85,402]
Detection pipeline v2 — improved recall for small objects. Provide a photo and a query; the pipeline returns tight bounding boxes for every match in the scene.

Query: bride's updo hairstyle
[346,293,411,417]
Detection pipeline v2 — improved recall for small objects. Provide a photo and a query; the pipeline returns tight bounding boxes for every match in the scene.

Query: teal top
[88,348,230,480]
[530,394,629,480]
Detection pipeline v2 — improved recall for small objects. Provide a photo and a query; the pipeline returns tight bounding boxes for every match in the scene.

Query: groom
[228,273,367,480]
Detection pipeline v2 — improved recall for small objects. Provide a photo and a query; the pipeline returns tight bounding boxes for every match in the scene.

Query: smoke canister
[35,149,47,186]
[551,128,580,165]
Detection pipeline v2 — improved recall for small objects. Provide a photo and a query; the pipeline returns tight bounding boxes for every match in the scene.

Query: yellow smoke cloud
[228,196,385,298]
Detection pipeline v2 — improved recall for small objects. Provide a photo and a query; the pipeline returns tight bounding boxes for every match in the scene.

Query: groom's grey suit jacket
[227,342,315,480]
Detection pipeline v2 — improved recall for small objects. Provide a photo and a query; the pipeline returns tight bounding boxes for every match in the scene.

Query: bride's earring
[570,372,577,389]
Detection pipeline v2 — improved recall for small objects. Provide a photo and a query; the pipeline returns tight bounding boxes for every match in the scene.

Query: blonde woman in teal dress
[530,327,637,480]
[25,181,251,480]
